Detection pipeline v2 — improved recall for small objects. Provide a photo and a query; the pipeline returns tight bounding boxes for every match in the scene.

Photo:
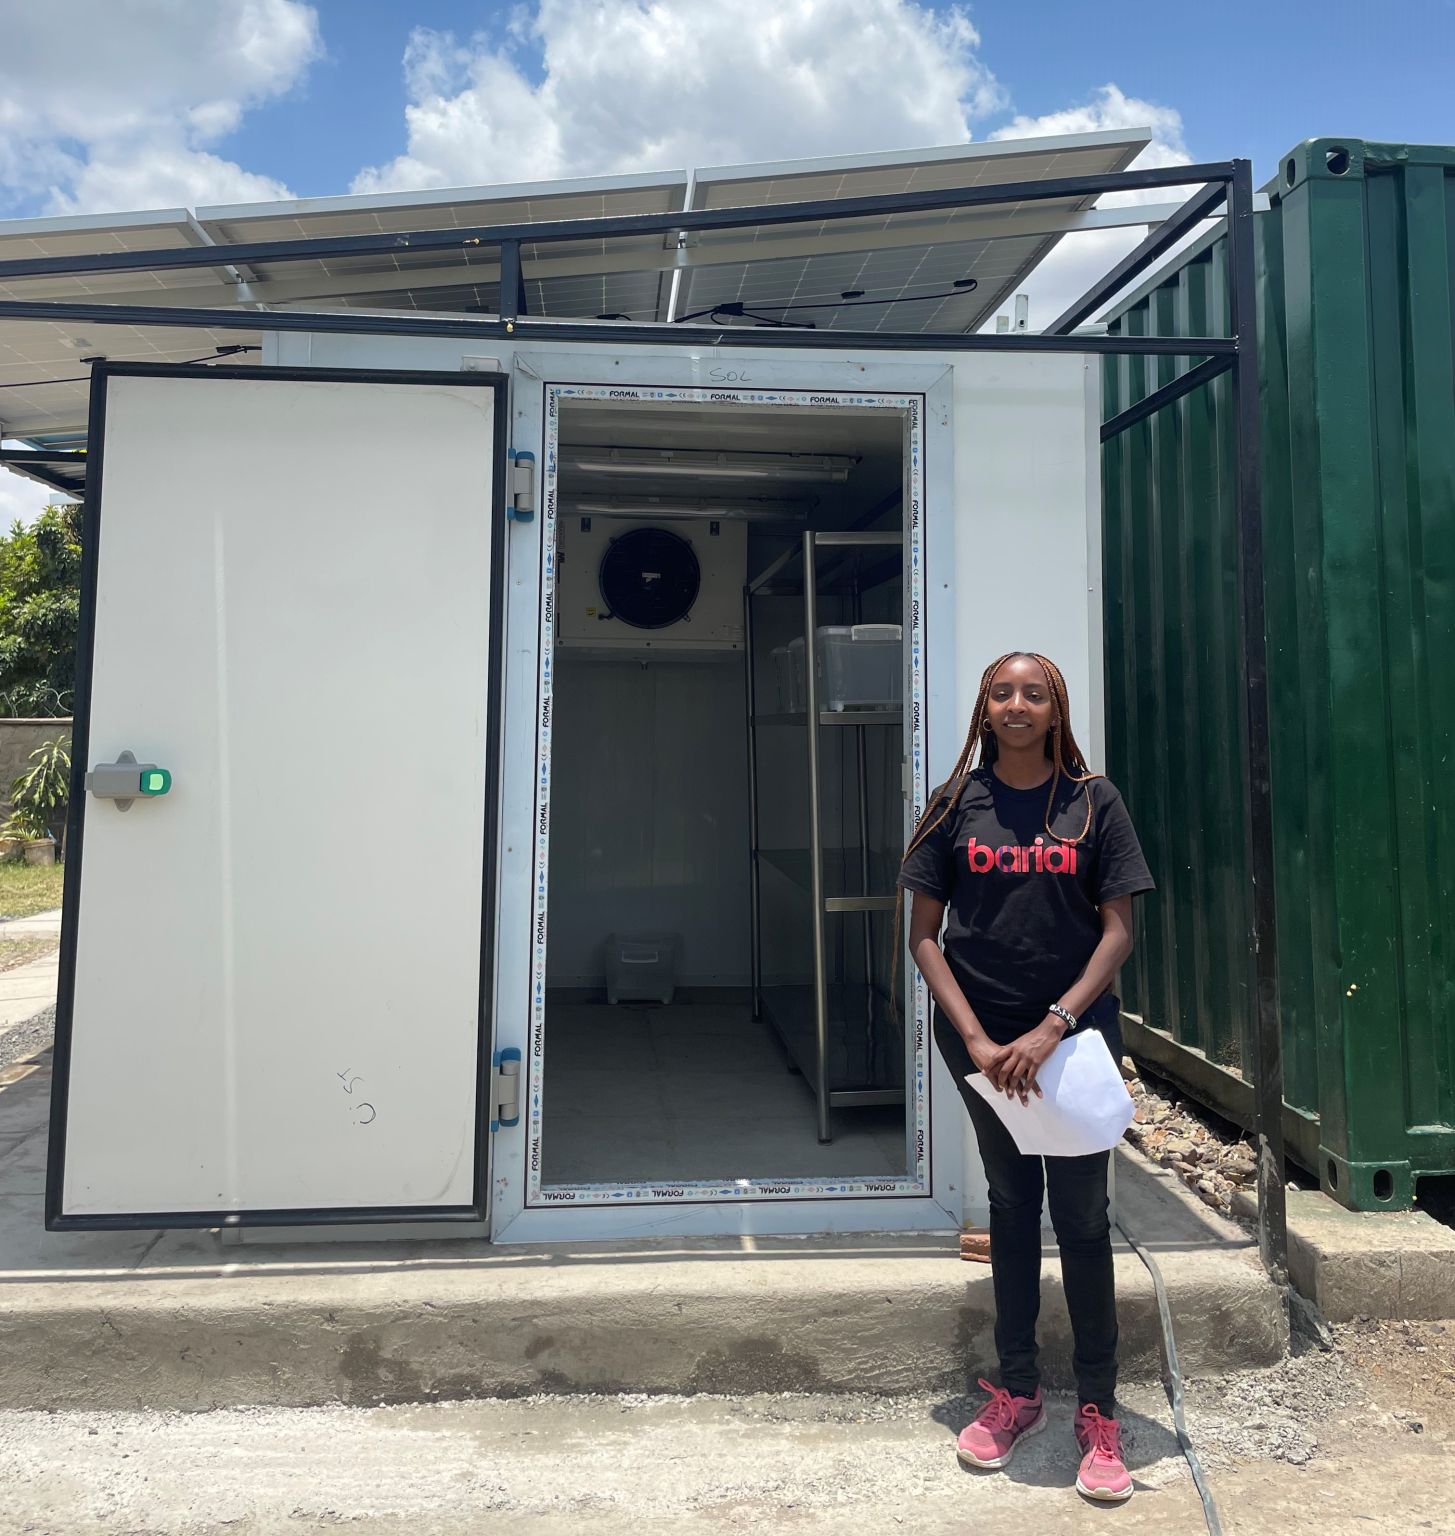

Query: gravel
[1184,1346,1362,1466]
[1121,1061,1259,1218]
[0,1004,53,1073]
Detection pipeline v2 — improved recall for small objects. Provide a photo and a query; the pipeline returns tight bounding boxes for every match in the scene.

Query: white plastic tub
[605,932,679,1005]
[771,644,802,714]
[788,624,903,712]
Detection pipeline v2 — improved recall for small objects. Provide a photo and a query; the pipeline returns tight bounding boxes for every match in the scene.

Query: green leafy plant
[0,504,81,718]
[3,735,71,842]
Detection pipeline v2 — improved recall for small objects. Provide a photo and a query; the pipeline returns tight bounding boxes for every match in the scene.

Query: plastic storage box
[788,624,903,712]
[605,933,679,1005]
[771,644,802,714]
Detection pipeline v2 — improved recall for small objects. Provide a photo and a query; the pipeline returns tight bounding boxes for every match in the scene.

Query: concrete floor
[541,999,907,1186]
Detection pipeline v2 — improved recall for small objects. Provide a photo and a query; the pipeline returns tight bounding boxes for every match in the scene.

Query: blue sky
[213,0,1455,201]
[2,0,1453,524]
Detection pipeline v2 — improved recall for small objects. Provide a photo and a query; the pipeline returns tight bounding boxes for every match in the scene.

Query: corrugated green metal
[1102,138,1455,1211]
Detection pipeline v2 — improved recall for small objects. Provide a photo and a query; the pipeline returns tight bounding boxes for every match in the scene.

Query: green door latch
[86,750,171,812]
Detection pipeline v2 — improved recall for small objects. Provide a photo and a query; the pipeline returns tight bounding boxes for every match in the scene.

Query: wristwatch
[1048,1003,1079,1034]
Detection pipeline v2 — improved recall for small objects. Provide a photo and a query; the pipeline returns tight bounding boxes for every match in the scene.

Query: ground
[0,935,52,973]
[0,1322,1450,1536]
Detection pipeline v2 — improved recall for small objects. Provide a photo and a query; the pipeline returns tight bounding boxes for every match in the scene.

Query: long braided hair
[891,652,1100,1014]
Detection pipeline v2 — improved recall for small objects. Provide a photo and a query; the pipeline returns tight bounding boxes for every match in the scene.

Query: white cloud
[992,84,1188,178]
[353,0,1006,193]
[0,466,66,531]
[61,147,294,216]
[0,0,319,214]
[353,12,1197,333]
[987,85,1197,329]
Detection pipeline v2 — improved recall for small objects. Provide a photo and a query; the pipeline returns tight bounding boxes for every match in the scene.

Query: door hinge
[490,1047,522,1132]
[509,451,536,522]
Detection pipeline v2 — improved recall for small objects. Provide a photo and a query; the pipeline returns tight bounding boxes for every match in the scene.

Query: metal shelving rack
[745,530,905,1143]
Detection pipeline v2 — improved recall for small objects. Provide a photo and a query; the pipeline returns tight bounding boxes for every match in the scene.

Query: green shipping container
[1101,138,1455,1212]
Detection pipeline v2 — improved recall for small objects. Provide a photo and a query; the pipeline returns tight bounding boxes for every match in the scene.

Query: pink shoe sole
[1076,1472,1134,1503]
[955,1408,1047,1469]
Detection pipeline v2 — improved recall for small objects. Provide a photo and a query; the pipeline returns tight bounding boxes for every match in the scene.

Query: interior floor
[541,999,909,1186]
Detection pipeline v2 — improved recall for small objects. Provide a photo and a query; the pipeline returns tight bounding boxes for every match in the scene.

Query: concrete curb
[2,1050,1288,1412]
[1233,1186,1455,1322]
[0,1235,1285,1412]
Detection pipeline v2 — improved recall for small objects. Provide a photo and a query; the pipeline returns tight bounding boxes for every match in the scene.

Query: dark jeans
[935,1010,1120,1414]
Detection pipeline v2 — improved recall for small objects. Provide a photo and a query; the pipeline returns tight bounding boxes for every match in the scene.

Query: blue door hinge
[508,451,536,522]
[491,1046,522,1131]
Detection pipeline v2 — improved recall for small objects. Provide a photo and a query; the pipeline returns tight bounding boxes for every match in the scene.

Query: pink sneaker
[1074,1404,1133,1502]
[956,1380,1046,1469]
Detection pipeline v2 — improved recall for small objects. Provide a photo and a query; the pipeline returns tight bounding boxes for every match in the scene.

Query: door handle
[86,749,172,812]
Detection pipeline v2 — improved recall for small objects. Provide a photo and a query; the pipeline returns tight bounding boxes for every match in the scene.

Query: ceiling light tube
[560,446,856,481]
[567,495,810,522]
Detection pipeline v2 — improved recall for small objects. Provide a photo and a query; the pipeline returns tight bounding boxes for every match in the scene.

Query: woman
[898,651,1154,1505]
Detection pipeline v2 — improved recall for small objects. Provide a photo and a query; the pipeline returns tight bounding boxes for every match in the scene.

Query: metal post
[802,533,832,1142]
[852,583,876,1070]
[744,588,763,1022]
[1228,159,1289,1285]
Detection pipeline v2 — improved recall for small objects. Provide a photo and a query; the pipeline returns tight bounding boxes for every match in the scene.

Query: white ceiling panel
[0,320,260,438]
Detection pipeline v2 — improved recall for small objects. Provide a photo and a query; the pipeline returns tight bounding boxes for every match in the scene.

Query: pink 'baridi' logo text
[966,837,1078,875]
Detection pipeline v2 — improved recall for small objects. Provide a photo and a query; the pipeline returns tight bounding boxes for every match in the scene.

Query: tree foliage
[0,503,81,717]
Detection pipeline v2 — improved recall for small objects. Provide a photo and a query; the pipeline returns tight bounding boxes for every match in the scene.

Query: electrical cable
[0,344,261,390]
[1114,1213,1224,1535]
[673,282,981,329]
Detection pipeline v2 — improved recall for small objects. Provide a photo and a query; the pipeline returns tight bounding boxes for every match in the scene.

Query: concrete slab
[0,1127,45,1194]
[1233,1185,1455,1321]
[0,952,58,1035]
[0,1061,1287,1412]
[0,1072,50,1136]
[0,906,62,938]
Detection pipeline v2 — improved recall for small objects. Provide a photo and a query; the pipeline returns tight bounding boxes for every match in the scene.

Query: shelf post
[744,586,763,1021]
[802,532,832,1143]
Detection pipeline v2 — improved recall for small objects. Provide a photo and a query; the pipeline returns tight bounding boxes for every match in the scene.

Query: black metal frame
[0,162,1235,284]
[45,361,511,1232]
[0,446,86,497]
[2,156,1286,1282]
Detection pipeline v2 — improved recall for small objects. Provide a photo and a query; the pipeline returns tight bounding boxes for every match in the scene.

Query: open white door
[48,363,507,1229]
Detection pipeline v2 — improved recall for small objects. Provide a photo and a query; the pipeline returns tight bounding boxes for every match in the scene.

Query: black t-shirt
[898,767,1155,1044]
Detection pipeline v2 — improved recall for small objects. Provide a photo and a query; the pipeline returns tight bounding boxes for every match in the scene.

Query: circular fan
[598,526,701,630]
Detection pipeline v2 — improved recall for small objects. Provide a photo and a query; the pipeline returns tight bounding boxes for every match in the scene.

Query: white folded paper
[967,1028,1135,1157]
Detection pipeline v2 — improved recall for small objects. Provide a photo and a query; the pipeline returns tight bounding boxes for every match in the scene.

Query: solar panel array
[0,131,1150,451]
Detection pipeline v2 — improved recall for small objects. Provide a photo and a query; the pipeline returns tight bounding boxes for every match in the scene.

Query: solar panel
[0,316,261,437]
[0,131,1158,442]
[196,169,688,242]
[678,130,1151,332]
[194,170,689,322]
[0,211,235,306]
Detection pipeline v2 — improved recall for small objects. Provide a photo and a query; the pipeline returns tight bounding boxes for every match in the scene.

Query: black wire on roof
[0,343,261,391]
[673,279,980,328]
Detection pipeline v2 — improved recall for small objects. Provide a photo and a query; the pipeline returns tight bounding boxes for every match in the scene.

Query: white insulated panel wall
[58,372,498,1217]
[546,655,750,986]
